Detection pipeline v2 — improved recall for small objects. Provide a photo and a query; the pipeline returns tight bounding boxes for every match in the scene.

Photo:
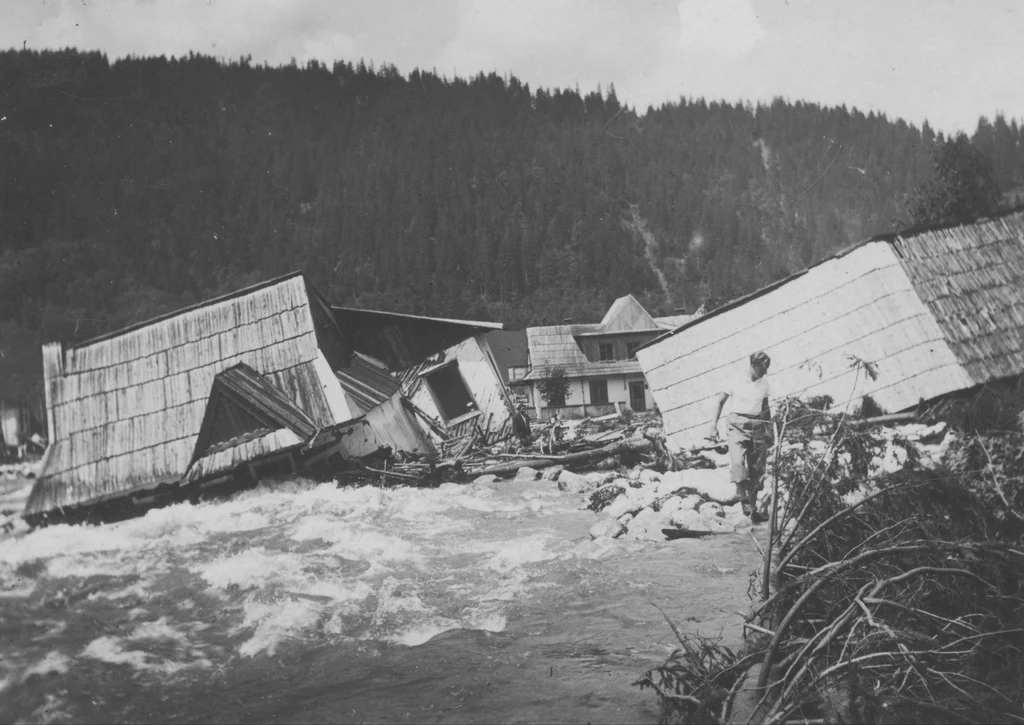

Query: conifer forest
[2,49,1023,397]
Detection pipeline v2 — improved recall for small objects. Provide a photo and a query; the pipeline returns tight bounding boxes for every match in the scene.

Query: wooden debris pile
[636,399,1024,724]
[342,411,688,487]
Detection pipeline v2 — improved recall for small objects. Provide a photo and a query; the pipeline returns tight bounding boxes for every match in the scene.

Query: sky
[2,0,1022,135]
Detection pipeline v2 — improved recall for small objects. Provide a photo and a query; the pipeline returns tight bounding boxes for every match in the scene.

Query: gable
[190,363,318,463]
[597,295,660,334]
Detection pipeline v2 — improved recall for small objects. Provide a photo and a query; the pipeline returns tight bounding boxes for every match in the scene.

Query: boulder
[541,465,565,481]
[473,474,500,484]
[701,517,735,534]
[588,471,619,487]
[679,494,704,511]
[698,501,725,519]
[670,509,710,531]
[605,494,638,520]
[661,468,738,504]
[557,470,590,494]
[589,519,627,540]
[514,466,541,481]
[588,484,626,512]
[625,507,672,541]
[625,485,658,510]
[654,478,698,497]
[638,469,662,486]
[658,496,685,517]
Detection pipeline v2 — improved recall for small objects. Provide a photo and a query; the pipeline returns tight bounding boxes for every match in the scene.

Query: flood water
[0,476,763,724]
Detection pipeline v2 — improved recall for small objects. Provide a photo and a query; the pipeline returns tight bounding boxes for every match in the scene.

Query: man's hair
[750,351,771,370]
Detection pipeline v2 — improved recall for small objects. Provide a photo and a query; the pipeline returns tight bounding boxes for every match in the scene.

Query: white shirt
[727,376,771,417]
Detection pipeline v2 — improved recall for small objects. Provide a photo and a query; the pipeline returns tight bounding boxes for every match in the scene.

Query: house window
[599,343,615,362]
[626,342,640,360]
[589,380,609,404]
[424,363,479,422]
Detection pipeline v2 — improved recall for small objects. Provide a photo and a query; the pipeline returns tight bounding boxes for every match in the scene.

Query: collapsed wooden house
[24,273,433,525]
[330,307,521,448]
[636,209,1024,450]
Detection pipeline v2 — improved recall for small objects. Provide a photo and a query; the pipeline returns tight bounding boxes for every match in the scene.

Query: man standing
[707,351,774,523]
[511,403,532,447]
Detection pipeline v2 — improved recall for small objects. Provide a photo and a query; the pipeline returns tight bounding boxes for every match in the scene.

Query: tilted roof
[331,306,504,370]
[25,274,347,517]
[185,363,318,483]
[636,207,1024,449]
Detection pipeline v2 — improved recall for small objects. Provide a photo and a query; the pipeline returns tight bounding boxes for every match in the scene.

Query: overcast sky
[3,0,1021,134]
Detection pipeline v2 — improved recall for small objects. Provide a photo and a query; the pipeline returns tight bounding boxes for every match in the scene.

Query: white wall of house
[581,374,653,411]
[637,241,974,450]
[521,374,654,416]
[408,335,513,435]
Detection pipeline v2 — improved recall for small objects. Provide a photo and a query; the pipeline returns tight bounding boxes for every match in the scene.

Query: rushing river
[0,475,762,724]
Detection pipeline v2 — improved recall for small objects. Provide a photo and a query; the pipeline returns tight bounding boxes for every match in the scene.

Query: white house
[511,295,691,420]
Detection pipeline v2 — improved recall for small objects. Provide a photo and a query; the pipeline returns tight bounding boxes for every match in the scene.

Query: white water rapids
[0,474,762,724]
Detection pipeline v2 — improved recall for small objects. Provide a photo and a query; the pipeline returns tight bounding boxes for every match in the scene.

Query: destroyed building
[330,307,522,446]
[511,295,691,420]
[24,273,433,525]
[636,209,1024,450]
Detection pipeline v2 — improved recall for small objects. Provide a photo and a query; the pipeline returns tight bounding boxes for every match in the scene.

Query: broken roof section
[25,273,427,520]
[186,363,319,484]
[331,307,504,370]
[637,208,1024,448]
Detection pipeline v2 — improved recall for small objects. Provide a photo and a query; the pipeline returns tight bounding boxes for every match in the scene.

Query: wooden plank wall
[27,276,330,515]
[637,242,974,450]
[405,336,513,444]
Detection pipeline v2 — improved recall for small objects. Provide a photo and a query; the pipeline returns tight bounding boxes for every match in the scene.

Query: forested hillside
[2,49,1023,400]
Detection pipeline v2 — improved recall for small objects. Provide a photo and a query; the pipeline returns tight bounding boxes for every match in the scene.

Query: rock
[473,474,500,484]
[702,517,735,534]
[698,501,725,518]
[625,507,672,541]
[658,496,685,517]
[670,509,709,531]
[514,466,541,481]
[661,469,738,505]
[625,485,658,510]
[605,494,638,520]
[654,478,697,497]
[617,512,634,525]
[679,494,703,511]
[594,456,618,470]
[541,465,565,481]
[638,469,662,485]
[557,470,590,494]
[590,519,626,540]
[588,484,625,512]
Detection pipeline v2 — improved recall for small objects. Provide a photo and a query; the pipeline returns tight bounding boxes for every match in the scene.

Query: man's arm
[707,392,729,441]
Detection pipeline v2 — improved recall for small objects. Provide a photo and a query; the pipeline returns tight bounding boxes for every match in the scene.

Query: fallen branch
[461,435,653,479]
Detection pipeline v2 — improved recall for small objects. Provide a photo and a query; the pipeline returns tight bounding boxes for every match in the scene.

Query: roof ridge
[69,271,307,350]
